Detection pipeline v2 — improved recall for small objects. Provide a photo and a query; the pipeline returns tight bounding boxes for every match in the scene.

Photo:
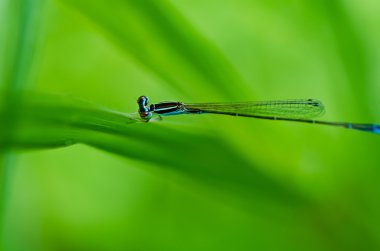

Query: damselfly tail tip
[373,124,380,134]
[350,123,380,134]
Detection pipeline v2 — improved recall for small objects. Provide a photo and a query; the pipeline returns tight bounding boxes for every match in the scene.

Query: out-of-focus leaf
[0,0,45,248]
[0,92,307,209]
[314,0,371,117]
[57,0,250,100]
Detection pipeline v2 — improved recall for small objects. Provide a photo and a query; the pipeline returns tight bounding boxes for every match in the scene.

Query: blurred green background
[1,0,380,250]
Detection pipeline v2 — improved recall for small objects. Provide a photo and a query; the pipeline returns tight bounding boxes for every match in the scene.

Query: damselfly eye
[137,96,149,106]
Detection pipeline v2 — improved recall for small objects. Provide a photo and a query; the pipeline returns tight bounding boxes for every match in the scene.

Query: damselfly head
[137,95,149,106]
[137,96,152,121]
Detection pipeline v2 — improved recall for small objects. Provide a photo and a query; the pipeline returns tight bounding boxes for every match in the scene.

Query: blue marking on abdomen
[372,124,380,134]
[159,110,187,116]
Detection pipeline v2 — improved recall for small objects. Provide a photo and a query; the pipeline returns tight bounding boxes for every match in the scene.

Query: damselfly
[137,96,380,134]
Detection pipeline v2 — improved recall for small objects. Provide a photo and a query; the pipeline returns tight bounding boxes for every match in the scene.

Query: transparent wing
[185,99,325,119]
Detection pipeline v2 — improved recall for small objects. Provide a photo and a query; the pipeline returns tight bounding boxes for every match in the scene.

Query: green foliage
[1,0,380,251]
